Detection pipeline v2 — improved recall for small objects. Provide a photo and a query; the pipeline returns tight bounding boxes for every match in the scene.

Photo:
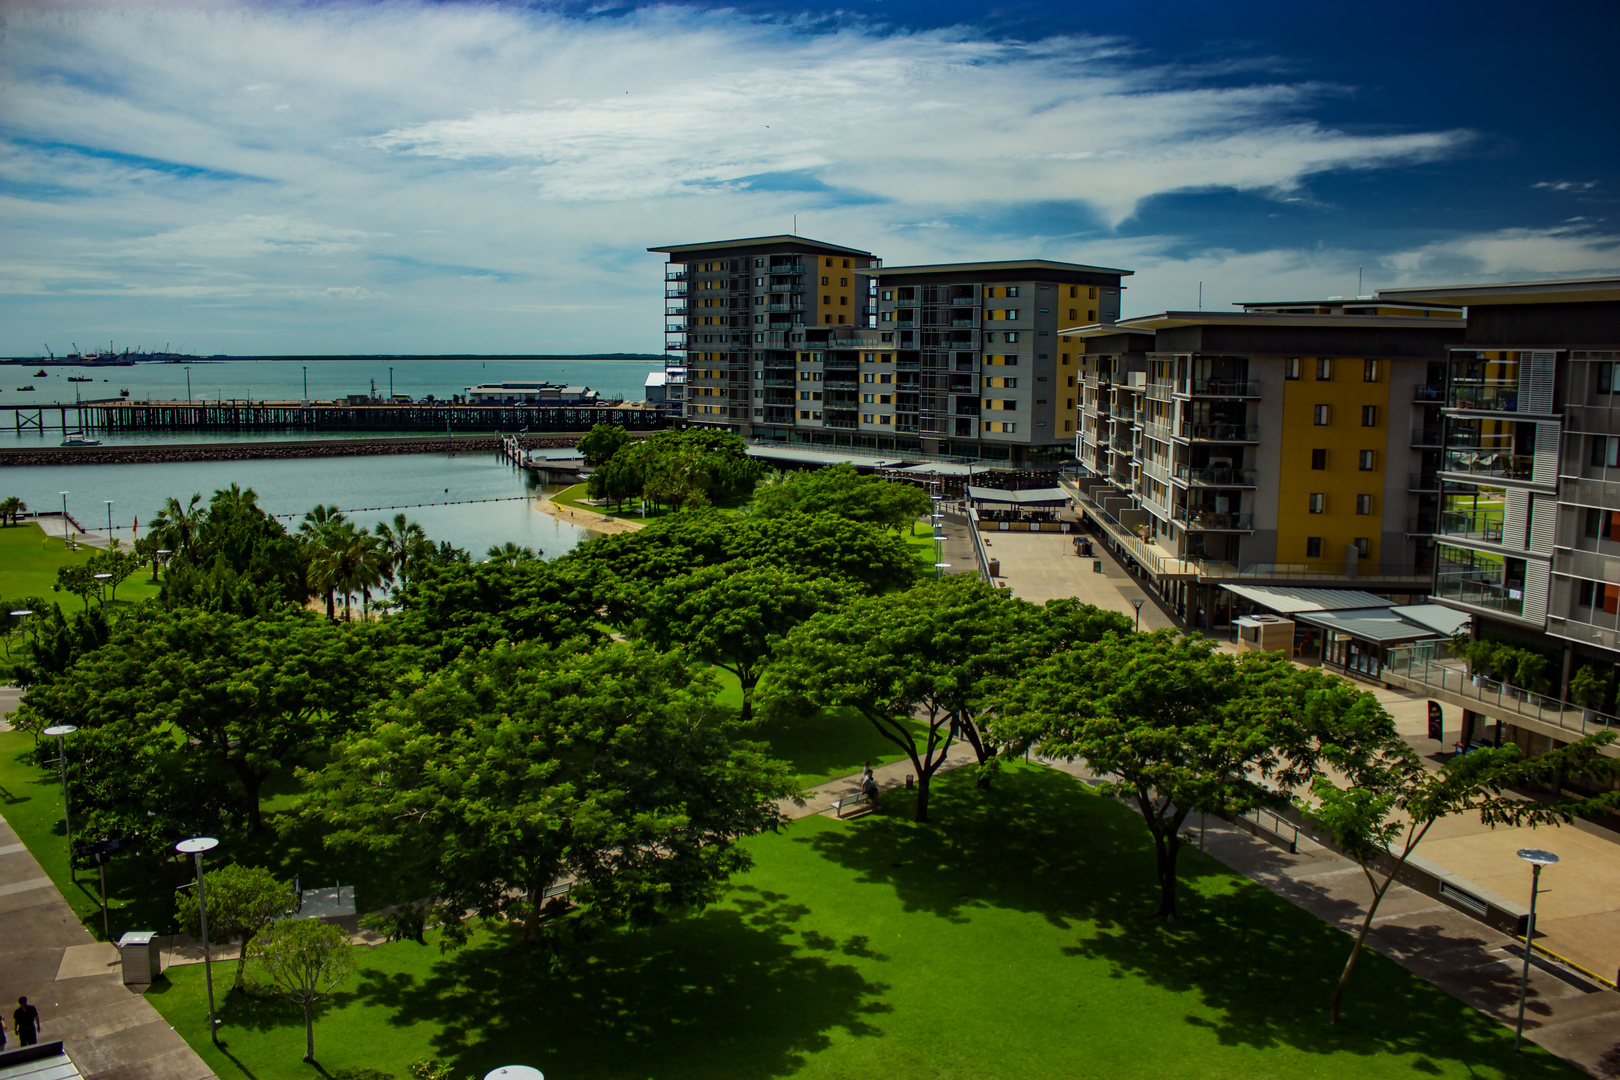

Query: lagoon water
[5,446,599,560]
[0,357,659,556]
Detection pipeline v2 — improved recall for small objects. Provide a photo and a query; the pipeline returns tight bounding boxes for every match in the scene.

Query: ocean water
[3,451,598,561]
[1,357,662,446]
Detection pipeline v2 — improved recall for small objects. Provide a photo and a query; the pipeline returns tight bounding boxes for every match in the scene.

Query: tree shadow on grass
[345,888,888,1080]
[805,763,1583,1078]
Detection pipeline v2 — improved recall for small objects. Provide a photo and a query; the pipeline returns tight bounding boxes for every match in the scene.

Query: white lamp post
[93,572,112,607]
[6,610,31,658]
[484,1069,544,1080]
[59,491,71,549]
[104,500,114,543]
[43,725,77,881]
[177,837,222,1045]
[1514,847,1559,1051]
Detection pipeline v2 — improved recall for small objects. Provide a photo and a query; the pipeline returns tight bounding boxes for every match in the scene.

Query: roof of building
[1292,606,1454,644]
[1377,275,1620,306]
[966,485,1069,505]
[1388,603,1472,638]
[0,1044,81,1080]
[648,235,873,257]
[644,371,668,387]
[870,259,1132,278]
[1237,297,1463,314]
[1220,584,1397,614]
[744,445,908,468]
[1058,310,1473,337]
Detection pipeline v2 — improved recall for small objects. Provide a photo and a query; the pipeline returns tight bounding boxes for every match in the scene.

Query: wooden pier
[11,398,670,435]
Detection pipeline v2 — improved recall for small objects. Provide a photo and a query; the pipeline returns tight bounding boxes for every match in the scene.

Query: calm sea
[0,357,662,447]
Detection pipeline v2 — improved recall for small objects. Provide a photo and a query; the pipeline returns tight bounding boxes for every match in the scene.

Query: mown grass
[148,765,1579,1080]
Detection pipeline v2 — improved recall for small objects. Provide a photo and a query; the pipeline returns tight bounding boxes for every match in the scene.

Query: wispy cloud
[0,1,1570,353]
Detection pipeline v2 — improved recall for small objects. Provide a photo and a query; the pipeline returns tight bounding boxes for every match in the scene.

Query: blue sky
[2,0,1615,355]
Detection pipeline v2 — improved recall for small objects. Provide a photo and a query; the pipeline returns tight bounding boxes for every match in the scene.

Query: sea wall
[0,433,590,467]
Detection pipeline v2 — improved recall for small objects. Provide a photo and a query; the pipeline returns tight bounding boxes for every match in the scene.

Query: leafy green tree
[577,423,631,466]
[762,577,1013,822]
[1309,731,1620,1023]
[86,547,140,604]
[751,463,933,532]
[297,642,796,950]
[176,863,296,990]
[584,427,762,511]
[149,494,207,561]
[391,558,602,671]
[637,561,855,721]
[992,632,1392,919]
[16,607,380,831]
[373,514,433,597]
[485,541,541,564]
[54,564,98,611]
[148,487,308,610]
[250,918,354,1063]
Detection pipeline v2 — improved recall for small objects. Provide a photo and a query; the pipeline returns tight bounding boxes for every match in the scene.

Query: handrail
[1383,647,1620,736]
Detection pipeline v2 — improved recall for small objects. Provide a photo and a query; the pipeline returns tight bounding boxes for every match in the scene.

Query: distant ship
[15,384,34,391]
[68,375,94,382]
[33,369,47,377]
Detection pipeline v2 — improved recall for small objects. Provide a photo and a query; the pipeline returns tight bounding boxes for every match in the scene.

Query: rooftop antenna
[1198,281,1203,310]
[1358,266,1364,296]
[792,214,797,235]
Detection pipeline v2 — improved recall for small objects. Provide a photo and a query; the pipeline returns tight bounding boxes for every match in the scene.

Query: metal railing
[1384,648,1620,737]
[1436,510,1504,543]
[1433,574,1523,615]
[1180,423,1257,442]
[1414,385,1446,403]
[1188,378,1260,397]
[767,263,806,275]
[1442,450,1535,482]
[1174,509,1255,531]
[1178,466,1258,486]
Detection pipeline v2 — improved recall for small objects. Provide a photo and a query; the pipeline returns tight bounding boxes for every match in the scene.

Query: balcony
[1178,466,1258,487]
[1410,426,1444,448]
[1433,573,1524,616]
[665,302,688,315]
[761,376,797,387]
[665,270,687,281]
[1179,423,1257,442]
[1174,508,1255,531]
[823,377,857,390]
[665,284,687,297]
[1441,449,1535,482]
[767,263,806,275]
[1448,384,1521,413]
[1436,510,1505,545]
[766,301,805,313]
[952,319,979,328]
[1408,472,1439,492]
[1406,516,1438,535]
[1414,385,1446,403]
[1187,379,1260,397]
[825,419,858,430]
[1145,382,1173,402]
[768,283,806,294]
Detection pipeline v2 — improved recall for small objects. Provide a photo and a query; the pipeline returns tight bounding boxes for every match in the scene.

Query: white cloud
[0,1,1500,353]
[1385,225,1620,281]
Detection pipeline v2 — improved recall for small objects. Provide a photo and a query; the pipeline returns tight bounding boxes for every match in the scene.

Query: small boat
[119,388,130,398]
[68,376,93,383]
[33,369,47,377]
[60,432,101,446]
[15,385,34,391]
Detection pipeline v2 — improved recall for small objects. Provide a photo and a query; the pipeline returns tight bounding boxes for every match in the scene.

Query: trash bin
[1092,559,1103,573]
[987,558,1000,577]
[117,931,161,986]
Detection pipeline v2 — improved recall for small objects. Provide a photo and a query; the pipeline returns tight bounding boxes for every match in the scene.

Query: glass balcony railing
[1448,384,1520,412]
[767,263,806,275]
[1188,379,1260,397]
[1433,573,1524,616]
[1180,423,1257,442]
[1436,510,1504,543]
[1410,426,1444,447]
[1177,466,1258,486]
[1174,509,1255,530]
[1413,385,1446,403]
[1442,449,1534,481]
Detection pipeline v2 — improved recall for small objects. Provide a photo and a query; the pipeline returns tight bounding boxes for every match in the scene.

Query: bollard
[1093,559,1103,573]
[905,774,915,789]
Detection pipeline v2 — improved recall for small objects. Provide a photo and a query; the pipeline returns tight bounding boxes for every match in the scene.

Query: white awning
[1221,584,1397,615]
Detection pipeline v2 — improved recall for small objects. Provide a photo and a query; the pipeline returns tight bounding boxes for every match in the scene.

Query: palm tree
[338,528,388,620]
[299,505,349,620]
[374,514,432,598]
[0,496,20,526]
[149,494,206,561]
[485,542,541,565]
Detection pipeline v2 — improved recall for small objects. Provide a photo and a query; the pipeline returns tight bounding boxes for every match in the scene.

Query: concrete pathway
[981,520,1181,631]
[0,812,215,1080]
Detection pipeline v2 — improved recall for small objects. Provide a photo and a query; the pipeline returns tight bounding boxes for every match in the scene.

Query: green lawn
[0,522,162,682]
[147,765,1577,1080]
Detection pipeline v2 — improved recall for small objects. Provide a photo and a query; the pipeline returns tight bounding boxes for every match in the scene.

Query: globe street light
[177,836,223,1045]
[153,549,172,583]
[484,1069,544,1080]
[6,610,31,660]
[93,573,112,608]
[1513,848,1559,1050]
[43,725,77,882]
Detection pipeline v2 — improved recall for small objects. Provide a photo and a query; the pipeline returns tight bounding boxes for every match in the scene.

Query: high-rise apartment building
[1066,302,1465,626]
[649,235,878,432]
[1374,276,1620,725]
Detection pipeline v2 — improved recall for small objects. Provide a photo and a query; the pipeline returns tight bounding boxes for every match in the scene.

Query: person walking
[13,996,40,1046]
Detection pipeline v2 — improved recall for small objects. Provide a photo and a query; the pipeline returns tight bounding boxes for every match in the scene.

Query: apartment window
[1356,494,1373,515]
[862,413,875,423]
[824,315,832,324]
[755,315,764,324]
[1306,537,1323,557]
[1005,332,1020,343]
[840,296,848,305]
[1317,358,1332,380]
[1069,309,1077,320]
[879,373,892,384]
[1089,287,1096,300]
[881,311,893,322]
[798,410,811,420]
[1579,580,1595,607]
[1361,405,1378,427]
[1088,309,1096,321]
[840,277,848,287]
[862,393,875,404]
[826,258,834,266]
[1069,286,1077,298]
[880,395,892,405]
[1285,358,1301,380]
[1598,363,1615,393]
[1311,449,1327,470]
[1359,450,1376,471]
[1066,397,1074,410]
[1006,309,1020,320]
[842,259,850,268]
[880,332,893,342]
[1354,537,1370,558]
[1592,435,1620,467]
[1313,405,1331,425]
[821,276,829,285]
[823,295,831,305]
[881,290,893,301]
[1363,359,1380,382]
[812,392,822,401]
[1309,493,1325,514]
[863,373,875,383]
[837,314,846,324]
[754,259,763,267]
[1007,287,1020,297]
[799,391,811,401]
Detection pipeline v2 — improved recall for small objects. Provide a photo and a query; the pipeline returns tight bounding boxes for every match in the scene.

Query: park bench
[834,790,875,818]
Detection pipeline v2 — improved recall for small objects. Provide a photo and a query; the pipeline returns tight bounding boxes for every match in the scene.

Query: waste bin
[117,931,161,986]
[1093,559,1103,573]
[987,558,1000,577]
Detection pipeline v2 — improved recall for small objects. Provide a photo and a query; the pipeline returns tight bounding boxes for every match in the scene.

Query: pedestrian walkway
[0,813,215,1080]
[981,524,1179,631]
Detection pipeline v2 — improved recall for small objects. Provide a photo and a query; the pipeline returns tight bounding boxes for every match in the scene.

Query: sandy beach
[535,497,645,534]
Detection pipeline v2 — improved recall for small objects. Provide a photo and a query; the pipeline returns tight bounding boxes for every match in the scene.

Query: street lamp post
[177,836,222,1045]
[153,549,172,583]
[185,366,191,404]
[59,491,71,549]
[43,725,77,882]
[1514,848,1559,1051]
[484,1068,544,1080]
[105,500,115,544]
[1129,596,1146,632]
[93,572,112,608]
